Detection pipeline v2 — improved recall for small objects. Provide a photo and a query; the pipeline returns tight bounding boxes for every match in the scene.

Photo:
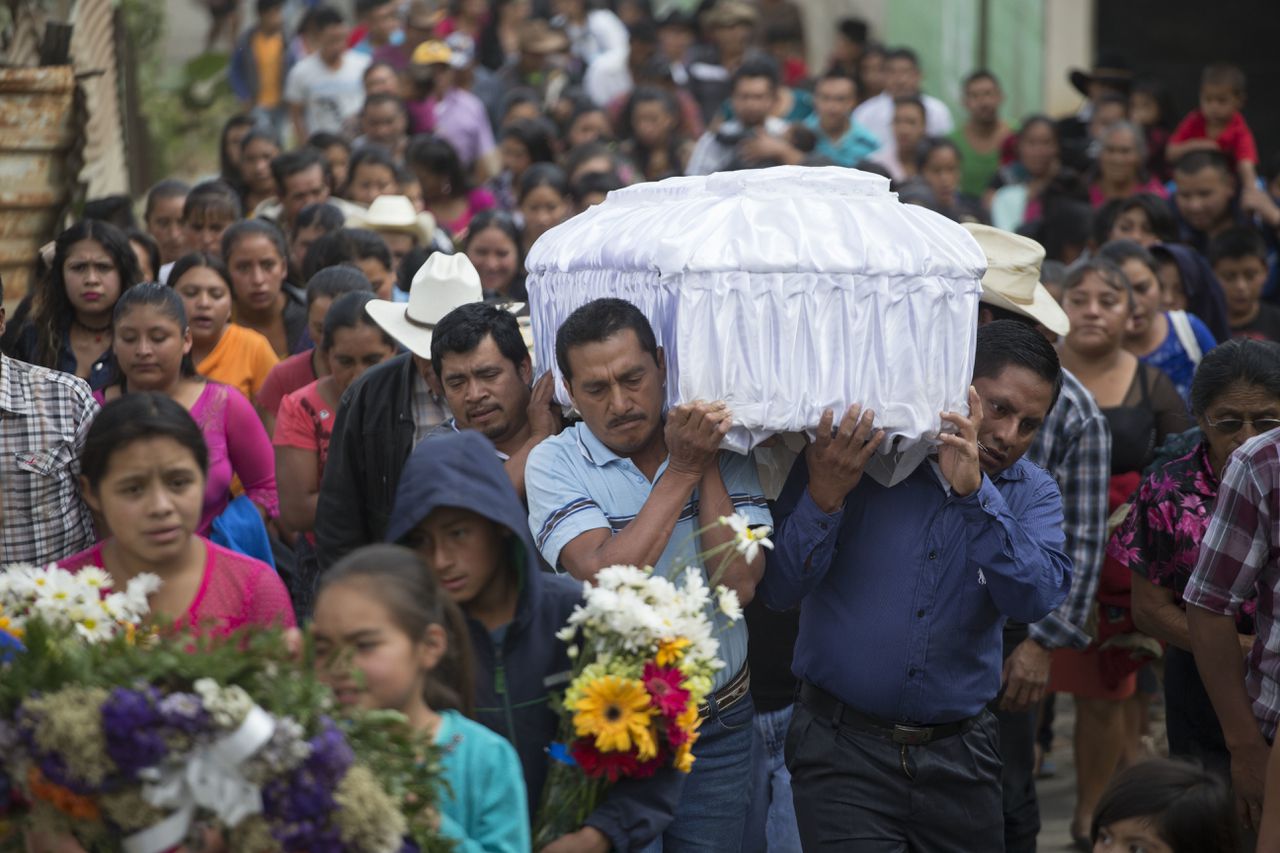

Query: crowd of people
[4,0,1280,850]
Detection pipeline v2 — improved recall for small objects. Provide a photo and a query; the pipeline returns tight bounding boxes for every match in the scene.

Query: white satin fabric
[526,166,987,485]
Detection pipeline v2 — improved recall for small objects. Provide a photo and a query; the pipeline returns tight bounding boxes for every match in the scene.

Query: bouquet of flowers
[0,564,452,853]
[532,515,768,847]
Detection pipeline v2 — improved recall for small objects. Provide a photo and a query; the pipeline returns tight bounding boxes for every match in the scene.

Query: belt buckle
[891,724,932,746]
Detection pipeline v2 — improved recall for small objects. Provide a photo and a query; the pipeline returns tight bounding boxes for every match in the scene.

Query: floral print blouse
[1108,433,1256,633]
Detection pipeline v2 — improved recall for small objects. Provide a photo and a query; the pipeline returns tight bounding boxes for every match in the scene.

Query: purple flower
[102,687,168,777]
[157,692,211,735]
[307,718,355,782]
[261,719,360,852]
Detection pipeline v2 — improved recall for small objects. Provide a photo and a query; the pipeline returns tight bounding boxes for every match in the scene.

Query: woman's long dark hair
[619,87,686,180]
[28,219,141,370]
[465,210,527,301]
[219,114,257,191]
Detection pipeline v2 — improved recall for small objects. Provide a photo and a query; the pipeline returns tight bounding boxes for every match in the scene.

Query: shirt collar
[0,354,31,417]
[448,418,511,461]
[575,421,625,467]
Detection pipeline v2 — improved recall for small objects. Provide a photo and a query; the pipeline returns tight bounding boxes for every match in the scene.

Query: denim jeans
[639,694,755,853]
[743,704,803,853]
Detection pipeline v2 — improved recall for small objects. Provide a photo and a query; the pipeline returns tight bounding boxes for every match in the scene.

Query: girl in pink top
[96,284,279,535]
[274,291,396,537]
[63,392,295,635]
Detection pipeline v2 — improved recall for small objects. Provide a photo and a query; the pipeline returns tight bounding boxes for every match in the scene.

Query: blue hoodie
[386,431,682,851]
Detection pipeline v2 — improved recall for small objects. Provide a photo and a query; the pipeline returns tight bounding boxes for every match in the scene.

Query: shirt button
[908,668,918,677]
[916,609,925,618]
[818,521,828,530]
[928,551,937,560]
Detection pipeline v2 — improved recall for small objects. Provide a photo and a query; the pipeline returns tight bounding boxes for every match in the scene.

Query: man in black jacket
[316,252,522,567]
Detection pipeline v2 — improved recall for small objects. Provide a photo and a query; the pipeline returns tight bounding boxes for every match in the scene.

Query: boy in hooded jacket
[386,430,683,850]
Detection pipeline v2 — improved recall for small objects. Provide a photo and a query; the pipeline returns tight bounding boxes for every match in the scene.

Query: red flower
[571,737,666,781]
[642,662,690,720]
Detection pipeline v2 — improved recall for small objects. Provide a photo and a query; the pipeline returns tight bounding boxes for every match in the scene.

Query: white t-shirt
[852,91,954,161]
[284,51,371,135]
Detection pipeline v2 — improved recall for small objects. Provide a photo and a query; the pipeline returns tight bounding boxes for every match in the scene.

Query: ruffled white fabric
[527,166,987,485]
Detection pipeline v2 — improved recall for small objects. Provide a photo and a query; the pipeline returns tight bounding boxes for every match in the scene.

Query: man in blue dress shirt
[760,320,1072,852]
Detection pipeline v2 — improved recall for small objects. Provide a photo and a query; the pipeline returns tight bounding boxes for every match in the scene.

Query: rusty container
[0,66,76,310]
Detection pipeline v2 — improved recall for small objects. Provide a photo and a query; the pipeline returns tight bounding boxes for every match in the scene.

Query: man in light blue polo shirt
[527,297,772,853]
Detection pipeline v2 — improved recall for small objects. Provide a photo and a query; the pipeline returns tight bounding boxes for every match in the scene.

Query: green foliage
[115,0,232,180]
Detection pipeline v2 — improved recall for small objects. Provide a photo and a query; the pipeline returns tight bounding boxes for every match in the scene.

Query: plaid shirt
[1185,431,1280,738]
[1023,369,1112,650]
[411,370,450,445]
[0,354,99,564]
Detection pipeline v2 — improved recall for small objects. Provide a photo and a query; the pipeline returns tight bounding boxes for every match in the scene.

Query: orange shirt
[198,323,279,402]
[252,31,285,108]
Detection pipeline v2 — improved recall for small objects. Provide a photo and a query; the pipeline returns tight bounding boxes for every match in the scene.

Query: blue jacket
[229,25,295,105]
[386,431,682,851]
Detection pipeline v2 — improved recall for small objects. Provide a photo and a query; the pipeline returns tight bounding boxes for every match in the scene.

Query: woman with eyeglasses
[1109,339,1280,781]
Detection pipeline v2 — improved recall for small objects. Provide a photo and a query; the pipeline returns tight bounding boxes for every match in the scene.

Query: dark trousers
[786,700,1004,852]
[1165,645,1231,779]
[993,624,1040,853]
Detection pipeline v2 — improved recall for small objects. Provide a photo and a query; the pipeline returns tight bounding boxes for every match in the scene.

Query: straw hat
[518,19,570,55]
[365,253,523,358]
[703,0,758,30]
[350,195,437,247]
[963,223,1070,337]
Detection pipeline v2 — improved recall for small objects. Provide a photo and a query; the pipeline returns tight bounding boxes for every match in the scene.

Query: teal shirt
[435,709,531,852]
[803,114,881,167]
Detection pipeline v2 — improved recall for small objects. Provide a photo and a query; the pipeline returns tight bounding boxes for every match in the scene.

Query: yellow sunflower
[656,637,690,667]
[573,676,657,759]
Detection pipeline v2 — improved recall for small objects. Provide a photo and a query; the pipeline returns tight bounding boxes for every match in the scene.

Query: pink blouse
[59,537,297,636]
[190,382,278,534]
[97,383,280,534]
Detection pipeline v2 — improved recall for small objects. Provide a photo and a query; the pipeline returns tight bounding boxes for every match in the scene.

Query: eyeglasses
[1204,416,1280,435]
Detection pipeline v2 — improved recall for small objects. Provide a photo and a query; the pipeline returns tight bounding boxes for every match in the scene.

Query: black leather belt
[698,664,750,720]
[799,680,978,746]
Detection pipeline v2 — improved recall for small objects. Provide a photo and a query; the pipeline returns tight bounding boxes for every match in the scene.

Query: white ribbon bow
[123,705,277,853]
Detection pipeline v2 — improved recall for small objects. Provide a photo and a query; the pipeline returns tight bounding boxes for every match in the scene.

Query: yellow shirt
[252,31,285,109]
[198,323,279,402]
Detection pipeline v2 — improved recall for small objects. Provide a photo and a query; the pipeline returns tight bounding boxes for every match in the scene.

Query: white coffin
[526,166,987,485]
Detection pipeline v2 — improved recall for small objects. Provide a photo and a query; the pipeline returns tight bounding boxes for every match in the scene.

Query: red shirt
[257,349,319,417]
[1170,109,1258,167]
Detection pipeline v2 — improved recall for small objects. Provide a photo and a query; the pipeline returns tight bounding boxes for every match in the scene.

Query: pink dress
[97,383,281,534]
[59,537,297,636]
[1088,177,1169,209]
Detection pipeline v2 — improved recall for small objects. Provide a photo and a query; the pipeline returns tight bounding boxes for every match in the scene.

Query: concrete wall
[796,0,1094,122]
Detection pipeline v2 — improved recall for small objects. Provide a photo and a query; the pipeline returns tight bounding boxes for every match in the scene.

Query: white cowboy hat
[365,253,524,358]
[963,223,1070,337]
[349,195,438,247]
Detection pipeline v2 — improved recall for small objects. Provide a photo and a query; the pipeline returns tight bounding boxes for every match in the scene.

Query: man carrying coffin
[526,298,772,852]
[760,320,1071,851]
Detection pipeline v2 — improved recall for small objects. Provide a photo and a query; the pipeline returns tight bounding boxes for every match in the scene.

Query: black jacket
[315,352,419,568]
[386,430,683,851]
